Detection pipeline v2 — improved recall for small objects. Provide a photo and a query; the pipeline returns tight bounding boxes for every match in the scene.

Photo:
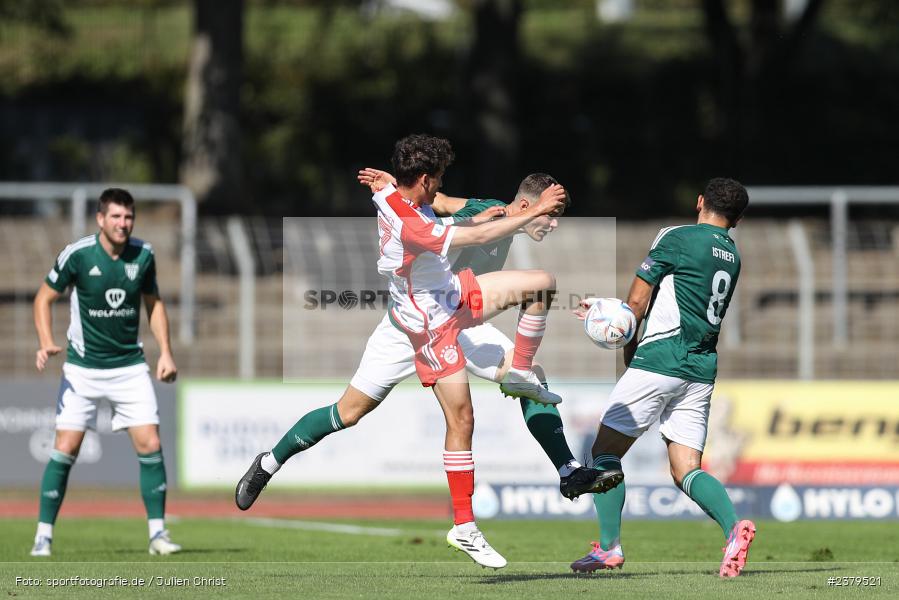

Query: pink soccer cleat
[719,520,756,578]
[570,542,625,573]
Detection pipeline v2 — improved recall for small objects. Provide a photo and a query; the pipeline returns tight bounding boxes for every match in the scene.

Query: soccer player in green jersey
[236,168,622,567]
[570,178,754,577]
[31,188,181,557]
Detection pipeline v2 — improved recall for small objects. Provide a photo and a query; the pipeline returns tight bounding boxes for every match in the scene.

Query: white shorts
[349,314,514,401]
[600,368,713,452]
[56,362,160,432]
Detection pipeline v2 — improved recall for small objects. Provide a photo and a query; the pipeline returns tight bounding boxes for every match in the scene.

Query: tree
[0,0,68,35]
[465,0,522,196]
[701,0,825,174]
[181,0,244,209]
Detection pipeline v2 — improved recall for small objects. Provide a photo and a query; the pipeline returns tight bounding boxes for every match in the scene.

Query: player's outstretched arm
[144,293,178,383]
[449,184,565,249]
[453,206,506,226]
[622,277,654,367]
[431,193,468,216]
[34,283,63,371]
[357,168,395,193]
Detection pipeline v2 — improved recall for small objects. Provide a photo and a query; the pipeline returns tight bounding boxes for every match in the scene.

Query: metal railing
[748,186,899,345]
[1,205,895,380]
[747,186,899,378]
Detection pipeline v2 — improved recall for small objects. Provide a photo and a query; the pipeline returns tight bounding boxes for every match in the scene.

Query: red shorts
[403,268,484,387]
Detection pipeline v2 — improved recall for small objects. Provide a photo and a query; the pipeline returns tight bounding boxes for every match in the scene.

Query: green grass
[1,518,898,598]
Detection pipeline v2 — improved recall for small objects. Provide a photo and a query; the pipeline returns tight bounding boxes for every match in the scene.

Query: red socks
[444,450,474,524]
[512,313,546,371]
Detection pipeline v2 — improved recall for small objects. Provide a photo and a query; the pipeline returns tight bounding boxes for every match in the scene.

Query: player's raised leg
[433,369,507,570]
[570,424,635,573]
[483,350,623,500]
[522,398,623,499]
[476,269,560,405]
[236,315,415,510]
[31,430,84,557]
[667,440,754,577]
[235,385,378,510]
[462,333,570,464]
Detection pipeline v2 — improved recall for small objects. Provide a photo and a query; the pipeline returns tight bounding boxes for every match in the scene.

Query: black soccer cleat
[560,467,624,500]
[235,452,273,510]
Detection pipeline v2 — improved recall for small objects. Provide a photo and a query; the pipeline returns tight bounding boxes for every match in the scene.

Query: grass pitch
[1,518,897,599]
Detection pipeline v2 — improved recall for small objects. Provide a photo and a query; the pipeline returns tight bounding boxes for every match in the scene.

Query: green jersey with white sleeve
[631,223,740,384]
[445,198,512,276]
[45,234,158,370]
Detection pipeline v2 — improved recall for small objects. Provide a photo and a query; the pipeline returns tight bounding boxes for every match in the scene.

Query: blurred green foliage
[0,0,897,216]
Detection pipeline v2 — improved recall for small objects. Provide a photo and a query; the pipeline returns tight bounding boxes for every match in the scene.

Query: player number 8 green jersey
[631,224,741,384]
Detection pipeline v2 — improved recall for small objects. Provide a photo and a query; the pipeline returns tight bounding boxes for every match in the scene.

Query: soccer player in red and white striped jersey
[365,134,566,568]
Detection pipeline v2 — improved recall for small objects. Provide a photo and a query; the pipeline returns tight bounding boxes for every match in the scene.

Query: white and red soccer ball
[583,297,637,350]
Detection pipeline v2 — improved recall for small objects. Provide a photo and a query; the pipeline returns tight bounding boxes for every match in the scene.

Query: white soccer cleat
[446,525,507,569]
[30,536,52,557]
[148,530,182,556]
[499,368,562,405]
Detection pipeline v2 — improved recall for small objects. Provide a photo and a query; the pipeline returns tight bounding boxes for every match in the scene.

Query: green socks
[38,450,74,525]
[588,463,738,548]
[681,468,738,537]
[39,448,169,537]
[592,454,625,550]
[138,451,167,520]
[272,403,345,464]
[39,449,169,530]
[519,399,575,470]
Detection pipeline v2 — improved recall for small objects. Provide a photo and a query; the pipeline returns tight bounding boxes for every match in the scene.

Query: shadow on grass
[101,548,248,556]
[476,572,660,583]
[169,548,248,555]
[741,566,840,576]
[477,564,842,584]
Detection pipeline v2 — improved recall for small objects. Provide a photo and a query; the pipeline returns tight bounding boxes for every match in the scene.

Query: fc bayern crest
[125,263,139,281]
[441,345,459,365]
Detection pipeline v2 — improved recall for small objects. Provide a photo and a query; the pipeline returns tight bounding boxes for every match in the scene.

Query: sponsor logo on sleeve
[640,256,655,272]
[431,223,446,237]
[48,269,59,283]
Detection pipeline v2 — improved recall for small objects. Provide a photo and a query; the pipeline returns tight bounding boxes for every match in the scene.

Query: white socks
[454,521,477,534]
[35,522,53,541]
[261,452,281,475]
[558,459,582,478]
[148,519,165,539]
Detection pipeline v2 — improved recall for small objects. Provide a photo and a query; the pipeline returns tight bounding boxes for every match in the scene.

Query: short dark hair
[703,178,748,225]
[391,134,455,187]
[97,188,135,215]
[517,172,571,211]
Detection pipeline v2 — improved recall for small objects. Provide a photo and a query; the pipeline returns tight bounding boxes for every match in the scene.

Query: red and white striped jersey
[373,183,460,333]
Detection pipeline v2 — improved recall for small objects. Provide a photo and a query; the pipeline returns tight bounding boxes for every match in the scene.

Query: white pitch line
[239,517,443,538]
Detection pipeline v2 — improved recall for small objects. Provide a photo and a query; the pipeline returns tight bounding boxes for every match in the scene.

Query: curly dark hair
[391,134,455,187]
[703,178,748,226]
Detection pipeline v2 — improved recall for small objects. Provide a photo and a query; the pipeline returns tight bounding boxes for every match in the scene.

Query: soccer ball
[583,298,637,350]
